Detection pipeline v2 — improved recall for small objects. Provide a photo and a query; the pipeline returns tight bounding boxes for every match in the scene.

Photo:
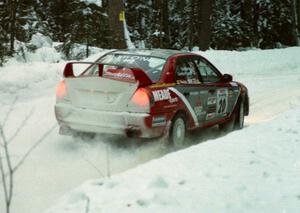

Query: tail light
[130,88,154,108]
[56,80,66,97]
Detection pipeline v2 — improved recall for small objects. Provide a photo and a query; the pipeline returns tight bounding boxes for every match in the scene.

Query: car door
[173,56,214,126]
[193,56,239,123]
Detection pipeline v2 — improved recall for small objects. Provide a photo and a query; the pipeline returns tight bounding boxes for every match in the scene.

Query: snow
[123,19,136,49]
[80,0,102,7]
[30,33,53,48]
[0,47,300,213]
[46,107,300,213]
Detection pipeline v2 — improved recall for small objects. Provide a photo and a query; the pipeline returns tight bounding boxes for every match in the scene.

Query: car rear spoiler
[63,62,153,87]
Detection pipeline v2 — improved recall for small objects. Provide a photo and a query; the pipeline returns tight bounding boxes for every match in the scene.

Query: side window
[175,58,201,84]
[194,58,221,83]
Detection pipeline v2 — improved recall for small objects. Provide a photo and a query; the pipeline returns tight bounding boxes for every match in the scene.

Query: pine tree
[255,0,295,48]
[0,3,9,65]
[56,0,109,59]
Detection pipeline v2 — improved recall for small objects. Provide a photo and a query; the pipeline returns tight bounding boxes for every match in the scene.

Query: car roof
[110,49,191,59]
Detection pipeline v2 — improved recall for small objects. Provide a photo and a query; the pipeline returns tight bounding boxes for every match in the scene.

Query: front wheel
[169,115,186,148]
[235,101,245,130]
[219,100,245,132]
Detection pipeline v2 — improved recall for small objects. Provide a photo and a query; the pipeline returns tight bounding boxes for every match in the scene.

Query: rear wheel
[169,114,186,148]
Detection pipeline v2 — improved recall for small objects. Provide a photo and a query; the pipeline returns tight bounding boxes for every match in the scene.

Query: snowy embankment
[47,107,300,213]
[0,46,300,213]
[45,47,300,213]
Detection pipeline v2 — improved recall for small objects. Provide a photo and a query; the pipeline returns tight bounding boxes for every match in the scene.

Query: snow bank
[196,47,300,123]
[0,41,109,103]
[80,0,102,7]
[6,33,106,64]
[46,106,300,213]
[195,47,300,76]
[1,47,300,213]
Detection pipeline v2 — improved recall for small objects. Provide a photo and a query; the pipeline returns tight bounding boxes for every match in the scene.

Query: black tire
[219,99,245,132]
[169,114,186,148]
[218,115,235,133]
[234,100,245,130]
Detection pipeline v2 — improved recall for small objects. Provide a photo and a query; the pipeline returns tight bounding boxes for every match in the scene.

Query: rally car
[55,49,249,147]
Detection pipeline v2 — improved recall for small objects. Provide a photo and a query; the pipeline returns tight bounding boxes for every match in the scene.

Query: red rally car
[55,49,249,146]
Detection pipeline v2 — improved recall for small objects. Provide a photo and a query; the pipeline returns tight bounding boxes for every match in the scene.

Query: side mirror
[223,74,233,82]
[63,63,74,78]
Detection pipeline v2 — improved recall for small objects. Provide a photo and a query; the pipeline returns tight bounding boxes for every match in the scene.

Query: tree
[108,0,126,48]
[198,0,214,50]
[211,0,245,49]
[0,4,9,65]
[291,0,300,45]
[56,0,109,59]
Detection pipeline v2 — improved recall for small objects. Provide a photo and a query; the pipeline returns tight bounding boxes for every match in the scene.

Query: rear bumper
[55,103,165,138]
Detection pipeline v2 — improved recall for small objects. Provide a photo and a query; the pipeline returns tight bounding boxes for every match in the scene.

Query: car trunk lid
[62,62,152,112]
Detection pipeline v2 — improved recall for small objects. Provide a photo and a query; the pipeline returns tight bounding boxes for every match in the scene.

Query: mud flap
[59,126,74,136]
[158,120,172,148]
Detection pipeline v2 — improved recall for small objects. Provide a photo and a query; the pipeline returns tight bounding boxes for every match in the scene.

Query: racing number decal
[216,89,228,115]
[218,99,226,114]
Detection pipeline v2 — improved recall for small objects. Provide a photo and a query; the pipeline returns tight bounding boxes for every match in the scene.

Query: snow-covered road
[1,47,300,213]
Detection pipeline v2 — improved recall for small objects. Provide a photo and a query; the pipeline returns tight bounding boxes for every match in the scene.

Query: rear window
[97,54,166,82]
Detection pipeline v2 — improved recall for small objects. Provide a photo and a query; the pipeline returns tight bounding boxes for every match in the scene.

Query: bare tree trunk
[241,0,255,46]
[108,0,126,49]
[198,0,213,50]
[9,0,16,55]
[292,0,300,45]
[188,0,193,50]
[162,0,169,48]
[297,0,300,33]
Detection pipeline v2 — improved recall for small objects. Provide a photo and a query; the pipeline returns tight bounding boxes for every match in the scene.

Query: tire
[219,99,245,132]
[169,114,186,148]
[218,115,235,133]
[235,101,245,130]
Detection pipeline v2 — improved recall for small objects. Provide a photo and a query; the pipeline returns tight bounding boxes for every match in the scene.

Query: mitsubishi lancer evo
[55,49,249,147]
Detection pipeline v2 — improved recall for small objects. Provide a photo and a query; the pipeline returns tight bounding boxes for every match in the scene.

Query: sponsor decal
[206,112,216,120]
[187,78,200,84]
[103,68,136,82]
[152,89,172,102]
[150,83,176,88]
[169,97,178,103]
[207,97,217,105]
[176,80,188,84]
[217,89,228,115]
[152,116,167,127]
[105,71,135,80]
[152,89,178,103]
[190,91,199,96]
[194,106,204,116]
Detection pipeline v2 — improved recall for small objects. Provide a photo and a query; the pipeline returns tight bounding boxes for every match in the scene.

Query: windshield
[95,54,166,82]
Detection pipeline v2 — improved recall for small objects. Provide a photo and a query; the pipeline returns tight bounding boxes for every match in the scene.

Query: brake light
[56,80,66,97]
[131,88,153,107]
